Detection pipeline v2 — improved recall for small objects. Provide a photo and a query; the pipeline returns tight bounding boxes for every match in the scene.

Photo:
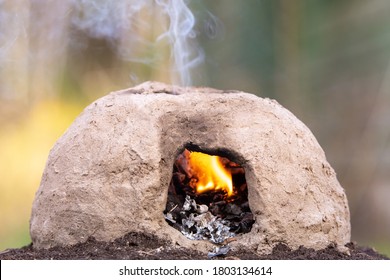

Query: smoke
[0,1,19,64]
[156,0,204,86]
[0,0,211,94]
[70,0,205,86]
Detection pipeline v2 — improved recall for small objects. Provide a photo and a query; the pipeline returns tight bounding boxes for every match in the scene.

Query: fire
[184,149,234,197]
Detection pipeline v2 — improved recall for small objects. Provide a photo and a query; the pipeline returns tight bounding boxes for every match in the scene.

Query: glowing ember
[165,148,254,244]
[184,149,234,197]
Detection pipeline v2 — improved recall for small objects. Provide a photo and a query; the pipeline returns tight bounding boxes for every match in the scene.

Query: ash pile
[164,149,255,245]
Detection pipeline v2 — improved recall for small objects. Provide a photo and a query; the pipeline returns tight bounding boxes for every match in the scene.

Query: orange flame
[186,150,234,197]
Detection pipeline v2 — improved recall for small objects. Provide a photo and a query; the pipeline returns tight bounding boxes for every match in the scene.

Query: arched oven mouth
[164,145,255,244]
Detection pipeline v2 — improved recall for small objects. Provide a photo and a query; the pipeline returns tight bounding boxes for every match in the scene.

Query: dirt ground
[1,232,388,260]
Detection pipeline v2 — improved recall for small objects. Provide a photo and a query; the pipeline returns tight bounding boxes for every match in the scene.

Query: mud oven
[30,81,350,254]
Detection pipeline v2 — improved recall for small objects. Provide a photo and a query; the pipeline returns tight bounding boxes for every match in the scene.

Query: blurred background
[0,0,389,255]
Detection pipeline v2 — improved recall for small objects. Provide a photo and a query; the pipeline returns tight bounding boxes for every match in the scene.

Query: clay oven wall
[30,82,350,253]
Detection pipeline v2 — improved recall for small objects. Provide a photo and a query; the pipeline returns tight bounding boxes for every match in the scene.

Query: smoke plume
[0,0,216,99]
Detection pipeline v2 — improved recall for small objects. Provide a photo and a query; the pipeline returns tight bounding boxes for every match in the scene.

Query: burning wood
[164,149,254,244]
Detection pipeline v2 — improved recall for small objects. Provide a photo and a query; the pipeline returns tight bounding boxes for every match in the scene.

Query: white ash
[164,195,236,244]
[164,213,176,224]
[207,245,231,258]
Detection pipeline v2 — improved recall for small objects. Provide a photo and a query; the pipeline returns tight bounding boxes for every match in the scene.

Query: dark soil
[1,232,388,260]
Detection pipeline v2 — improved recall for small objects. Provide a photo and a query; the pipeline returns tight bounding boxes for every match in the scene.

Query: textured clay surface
[30,81,351,254]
